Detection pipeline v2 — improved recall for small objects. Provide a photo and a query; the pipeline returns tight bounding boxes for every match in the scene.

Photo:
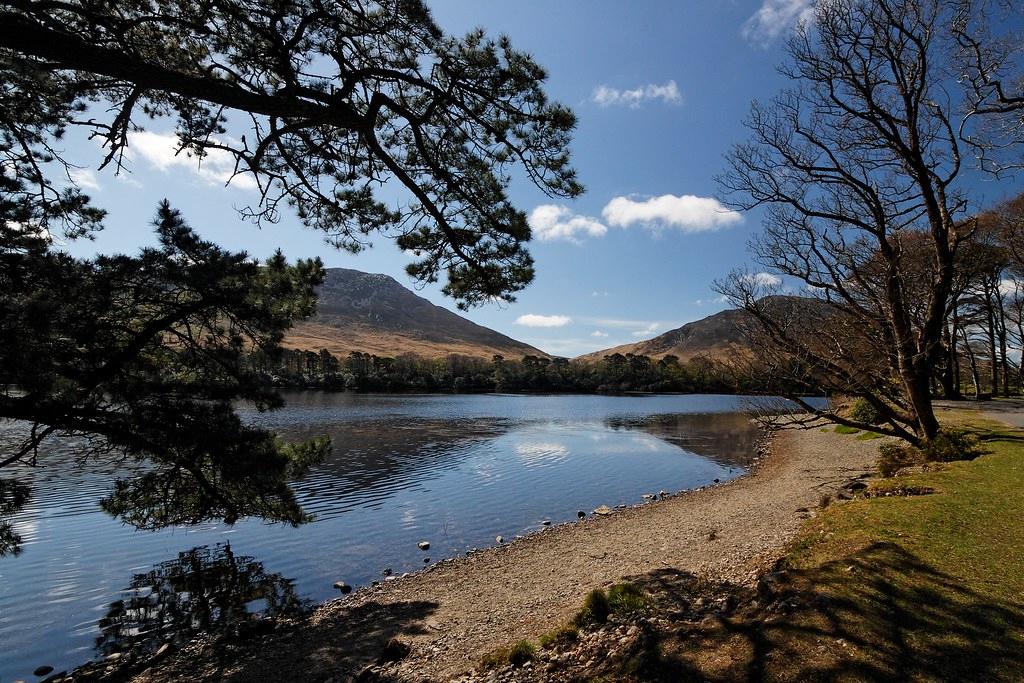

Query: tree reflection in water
[95,543,308,659]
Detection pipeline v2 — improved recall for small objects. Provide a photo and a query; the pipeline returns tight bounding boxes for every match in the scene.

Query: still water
[0,393,768,679]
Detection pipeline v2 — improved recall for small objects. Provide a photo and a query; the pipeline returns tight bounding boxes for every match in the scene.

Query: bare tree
[953,0,1024,174]
[717,0,982,444]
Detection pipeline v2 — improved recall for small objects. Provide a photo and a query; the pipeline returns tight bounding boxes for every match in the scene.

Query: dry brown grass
[284,322,541,360]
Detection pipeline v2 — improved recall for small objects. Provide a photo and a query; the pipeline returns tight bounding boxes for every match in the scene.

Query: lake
[0,392,771,679]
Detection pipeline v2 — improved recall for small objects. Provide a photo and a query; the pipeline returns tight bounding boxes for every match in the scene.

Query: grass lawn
[674,412,1024,681]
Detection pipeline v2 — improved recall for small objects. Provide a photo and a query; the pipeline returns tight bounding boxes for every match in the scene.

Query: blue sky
[57,0,1022,357]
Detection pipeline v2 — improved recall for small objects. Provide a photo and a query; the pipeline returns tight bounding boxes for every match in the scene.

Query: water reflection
[0,477,30,556]
[615,413,761,468]
[291,419,508,521]
[95,543,307,660]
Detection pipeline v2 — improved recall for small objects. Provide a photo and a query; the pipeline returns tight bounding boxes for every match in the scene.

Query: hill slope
[577,308,753,363]
[284,268,545,359]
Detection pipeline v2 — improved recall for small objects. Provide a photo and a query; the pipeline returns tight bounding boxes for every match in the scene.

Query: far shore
[117,422,880,682]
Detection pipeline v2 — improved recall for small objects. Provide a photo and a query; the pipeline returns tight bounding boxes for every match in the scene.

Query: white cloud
[127,131,257,190]
[631,322,663,338]
[586,317,658,329]
[742,0,815,45]
[742,271,783,288]
[515,314,572,328]
[529,204,607,242]
[583,317,680,340]
[602,194,742,232]
[592,80,682,108]
[999,278,1021,297]
[69,168,101,191]
[515,442,570,463]
[591,330,609,338]
[592,290,609,298]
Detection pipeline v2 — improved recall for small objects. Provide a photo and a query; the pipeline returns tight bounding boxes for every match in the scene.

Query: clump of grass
[819,494,832,508]
[607,582,652,615]
[538,624,578,649]
[834,424,861,435]
[878,429,988,478]
[480,640,535,669]
[877,442,923,477]
[573,583,652,628]
[921,429,987,463]
[507,640,535,666]
[573,588,611,626]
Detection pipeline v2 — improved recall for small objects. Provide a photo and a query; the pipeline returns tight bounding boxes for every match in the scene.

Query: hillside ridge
[577,307,753,363]
[284,267,545,359]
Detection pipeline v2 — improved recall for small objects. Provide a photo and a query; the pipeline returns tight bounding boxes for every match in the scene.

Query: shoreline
[94,423,879,682]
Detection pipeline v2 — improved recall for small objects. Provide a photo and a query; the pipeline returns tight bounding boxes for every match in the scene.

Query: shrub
[922,429,987,463]
[877,442,923,477]
[573,588,611,627]
[607,582,651,615]
[849,398,884,425]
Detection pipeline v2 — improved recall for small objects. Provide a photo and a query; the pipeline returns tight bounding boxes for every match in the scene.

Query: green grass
[538,624,578,649]
[676,413,1024,681]
[833,424,861,434]
[793,416,1024,597]
[855,429,884,440]
[479,640,535,669]
[573,582,652,627]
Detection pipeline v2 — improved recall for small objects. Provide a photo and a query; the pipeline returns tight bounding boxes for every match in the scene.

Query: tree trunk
[996,292,1011,396]
[986,294,999,396]
[941,321,962,399]
[904,359,940,442]
[961,327,982,398]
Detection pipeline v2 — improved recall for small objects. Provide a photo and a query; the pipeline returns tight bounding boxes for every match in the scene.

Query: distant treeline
[248,348,781,394]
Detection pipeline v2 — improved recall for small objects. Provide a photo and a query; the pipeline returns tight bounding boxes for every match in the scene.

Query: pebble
[333,581,352,593]
[496,535,504,543]
[417,541,431,551]
[541,520,551,526]
[34,666,54,677]
[593,505,613,516]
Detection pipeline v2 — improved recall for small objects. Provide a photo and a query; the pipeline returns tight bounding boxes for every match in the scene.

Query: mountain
[284,268,545,359]
[576,308,754,363]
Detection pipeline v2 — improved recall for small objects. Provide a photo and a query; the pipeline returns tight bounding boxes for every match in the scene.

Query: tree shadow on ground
[602,542,1024,682]
[121,596,440,683]
[231,598,438,681]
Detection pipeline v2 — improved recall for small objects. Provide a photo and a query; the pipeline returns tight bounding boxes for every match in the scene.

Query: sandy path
[139,426,879,683]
